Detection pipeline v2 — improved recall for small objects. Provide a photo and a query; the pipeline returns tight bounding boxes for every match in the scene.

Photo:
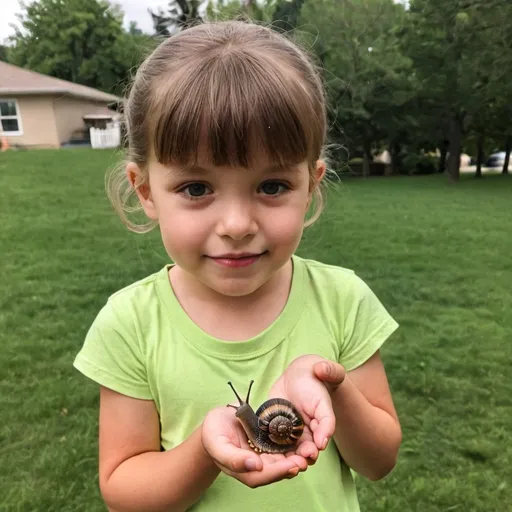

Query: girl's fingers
[295,439,318,463]
[283,454,309,472]
[311,400,336,450]
[241,456,305,487]
[208,436,263,473]
[313,360,346,386]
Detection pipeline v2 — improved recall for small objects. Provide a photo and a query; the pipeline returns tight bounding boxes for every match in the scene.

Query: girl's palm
[269,366,336,451]
[202,406,310,488]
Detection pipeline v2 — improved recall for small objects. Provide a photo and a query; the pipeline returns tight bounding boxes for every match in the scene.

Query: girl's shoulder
[297,255,357,279]
[296,254,393,315]
[107,265,170,304]
[294,255,398,371]
[294,255,372,301]
[73,266,171,399]
[82,265,171,357]
[93,265,173,331]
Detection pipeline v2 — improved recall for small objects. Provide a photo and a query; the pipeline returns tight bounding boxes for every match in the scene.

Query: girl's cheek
[161,215,209,247]
[265,210,305,242]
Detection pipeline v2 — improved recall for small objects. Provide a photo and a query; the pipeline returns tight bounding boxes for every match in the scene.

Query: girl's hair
[107,20,330,233]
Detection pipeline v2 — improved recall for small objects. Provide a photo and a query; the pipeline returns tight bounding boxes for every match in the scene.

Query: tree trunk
[475,132,484,178]
[363,139,371,178]
[502,136,511,175]
[438,139,448,173]
[389,141,400,175]
[446,116,462,182]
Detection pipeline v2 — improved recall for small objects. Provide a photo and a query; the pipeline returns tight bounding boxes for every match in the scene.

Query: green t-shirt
[73,255,399,511]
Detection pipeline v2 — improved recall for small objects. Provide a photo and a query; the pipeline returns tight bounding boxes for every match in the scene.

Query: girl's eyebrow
[165,163,300,176]
[265,164,301,173]
[164,165,209,176]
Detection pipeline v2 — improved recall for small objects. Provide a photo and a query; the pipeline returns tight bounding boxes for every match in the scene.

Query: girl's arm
[314,351,402,481]
[98,386,220,512]
[98,386,308,512]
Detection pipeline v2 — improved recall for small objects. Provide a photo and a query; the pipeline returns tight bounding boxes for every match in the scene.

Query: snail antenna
[227,381,244,405]
[246,380,254,404]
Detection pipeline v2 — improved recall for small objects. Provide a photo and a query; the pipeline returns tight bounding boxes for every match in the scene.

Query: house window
[0,99,22,135]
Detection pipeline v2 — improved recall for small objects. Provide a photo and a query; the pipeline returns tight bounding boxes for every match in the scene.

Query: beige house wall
[1,94,116,148]
[2,95,59,148]
[52,96,114,145]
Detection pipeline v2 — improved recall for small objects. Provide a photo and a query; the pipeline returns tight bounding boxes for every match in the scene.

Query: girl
[74,20,402,512]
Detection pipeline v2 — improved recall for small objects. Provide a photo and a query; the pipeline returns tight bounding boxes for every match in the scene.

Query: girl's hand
[269,355,346,452]
[202,406,309,488]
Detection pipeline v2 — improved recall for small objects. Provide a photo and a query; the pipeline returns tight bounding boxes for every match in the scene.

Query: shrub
[401,154,439,175]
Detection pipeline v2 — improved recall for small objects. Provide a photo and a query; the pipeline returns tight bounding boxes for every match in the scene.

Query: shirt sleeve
[338,273,399,372]
[73,299,153,400]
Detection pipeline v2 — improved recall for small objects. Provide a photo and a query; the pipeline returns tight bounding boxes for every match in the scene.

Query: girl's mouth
[208,252,266,268]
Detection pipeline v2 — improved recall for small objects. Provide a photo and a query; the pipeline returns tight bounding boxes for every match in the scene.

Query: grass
[1,148,511,511]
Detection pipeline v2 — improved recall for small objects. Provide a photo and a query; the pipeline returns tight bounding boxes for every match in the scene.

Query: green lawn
[1,148,511,511]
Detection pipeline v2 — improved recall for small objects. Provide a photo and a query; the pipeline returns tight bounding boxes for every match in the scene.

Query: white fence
[90,123,121,149]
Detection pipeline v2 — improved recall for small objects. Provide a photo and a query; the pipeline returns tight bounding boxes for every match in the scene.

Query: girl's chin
[202,278,267,298]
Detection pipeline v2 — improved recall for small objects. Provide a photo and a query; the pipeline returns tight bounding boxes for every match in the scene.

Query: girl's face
[128,150,325,298]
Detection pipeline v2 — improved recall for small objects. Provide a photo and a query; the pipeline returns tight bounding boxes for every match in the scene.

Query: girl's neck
[168,259,293,340]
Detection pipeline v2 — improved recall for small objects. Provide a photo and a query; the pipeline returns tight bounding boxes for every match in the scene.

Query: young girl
[74,20,401,512]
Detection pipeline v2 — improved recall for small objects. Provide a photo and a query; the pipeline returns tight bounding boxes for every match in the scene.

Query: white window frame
[0,98,23,136]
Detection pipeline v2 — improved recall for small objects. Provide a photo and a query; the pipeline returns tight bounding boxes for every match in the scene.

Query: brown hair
[107,20,330,233]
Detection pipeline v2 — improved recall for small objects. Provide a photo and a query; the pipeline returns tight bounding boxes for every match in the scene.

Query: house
[0,61,122,149]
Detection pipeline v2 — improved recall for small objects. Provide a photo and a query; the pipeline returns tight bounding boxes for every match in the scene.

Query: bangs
[150,49,325,169]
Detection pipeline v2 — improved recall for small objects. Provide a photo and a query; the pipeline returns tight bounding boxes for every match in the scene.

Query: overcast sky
[0,0,169,43]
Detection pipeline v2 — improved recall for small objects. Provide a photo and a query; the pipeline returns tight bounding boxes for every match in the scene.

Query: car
[486,151,507,168]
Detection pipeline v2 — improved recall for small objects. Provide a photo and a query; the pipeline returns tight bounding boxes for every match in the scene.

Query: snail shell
[257,398,304,446]
[227,381,304,454]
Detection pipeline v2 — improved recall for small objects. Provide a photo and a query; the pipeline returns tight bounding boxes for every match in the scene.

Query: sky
[0,0,169,43]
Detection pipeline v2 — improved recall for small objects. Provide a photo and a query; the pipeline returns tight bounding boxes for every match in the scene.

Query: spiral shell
[226,380,305,454]
[256,398,304,446]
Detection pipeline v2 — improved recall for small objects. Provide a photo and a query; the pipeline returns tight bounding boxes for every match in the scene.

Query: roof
[0,61,122,103]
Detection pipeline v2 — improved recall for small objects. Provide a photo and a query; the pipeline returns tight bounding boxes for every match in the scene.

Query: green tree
[149,0,205,36]
[272,0,306,30]
[205,0,276,23]
[475,0,512,175]
[7,0,147,95]
[300,0,413,176]
[114,25,157,95]
[402,0,510,181]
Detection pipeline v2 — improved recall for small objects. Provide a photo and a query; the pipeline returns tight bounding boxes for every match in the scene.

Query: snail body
[227,380,304,454]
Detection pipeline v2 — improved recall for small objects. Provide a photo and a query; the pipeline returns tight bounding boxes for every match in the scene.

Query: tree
[300,0,414,176]
[402,0,511,181]
[272,0,306,31]
[149,0,205,36]
[7,0,149,95]
[472,0,512,175]
[0,45,7,62]
[205,0,276,23]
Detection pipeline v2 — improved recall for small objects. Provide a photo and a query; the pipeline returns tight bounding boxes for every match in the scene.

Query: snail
[227,380,304,454]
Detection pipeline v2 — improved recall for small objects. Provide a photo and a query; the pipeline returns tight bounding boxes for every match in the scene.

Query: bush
[331,159,387,177]
[400,154,439,175]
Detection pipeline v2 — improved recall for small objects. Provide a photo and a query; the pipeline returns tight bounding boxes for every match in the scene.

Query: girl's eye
[180,183,211,198]
[260,181,288,196]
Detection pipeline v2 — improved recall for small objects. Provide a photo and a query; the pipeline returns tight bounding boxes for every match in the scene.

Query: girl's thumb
[313,360,346,387]
[211,442,263,473]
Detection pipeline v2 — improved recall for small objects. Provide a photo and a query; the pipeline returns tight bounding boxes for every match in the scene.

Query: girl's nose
[215,200,258,240]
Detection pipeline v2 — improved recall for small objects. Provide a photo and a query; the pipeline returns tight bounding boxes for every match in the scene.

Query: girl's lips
[209,252,265,268]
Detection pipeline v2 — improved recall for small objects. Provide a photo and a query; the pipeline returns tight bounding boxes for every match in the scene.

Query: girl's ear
[307,159,326,201]
[314,159,327,184]
[126,162,158,221]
